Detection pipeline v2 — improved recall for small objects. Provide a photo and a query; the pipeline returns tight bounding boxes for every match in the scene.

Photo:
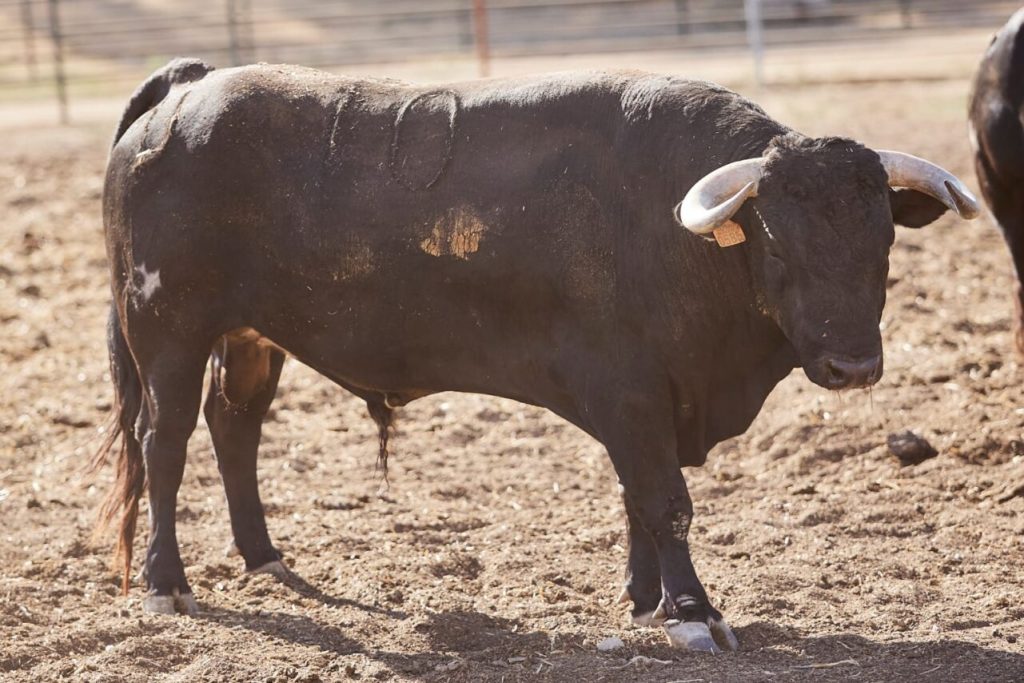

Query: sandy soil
[1,73,1023,682]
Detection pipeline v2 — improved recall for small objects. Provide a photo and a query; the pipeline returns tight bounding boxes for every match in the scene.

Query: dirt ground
[1,68,1023,682]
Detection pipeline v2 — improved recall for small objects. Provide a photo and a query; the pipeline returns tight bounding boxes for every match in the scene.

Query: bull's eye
[784,183,808,200]
[765,250,787,288]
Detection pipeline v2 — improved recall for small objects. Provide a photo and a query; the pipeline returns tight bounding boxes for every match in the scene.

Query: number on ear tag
[713,220,746,247]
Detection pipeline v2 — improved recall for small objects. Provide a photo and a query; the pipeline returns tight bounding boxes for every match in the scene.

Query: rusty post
[472,0,490,78]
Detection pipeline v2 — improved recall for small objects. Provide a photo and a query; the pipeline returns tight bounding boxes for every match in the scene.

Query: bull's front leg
[601,399,738,653]
[619,491,663,624]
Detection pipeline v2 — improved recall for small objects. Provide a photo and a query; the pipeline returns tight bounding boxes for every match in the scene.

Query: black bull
[96,59,977,651]
[970,8,1024,352]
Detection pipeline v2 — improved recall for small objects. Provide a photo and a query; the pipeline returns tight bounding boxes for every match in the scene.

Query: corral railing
[0,0,1019,121]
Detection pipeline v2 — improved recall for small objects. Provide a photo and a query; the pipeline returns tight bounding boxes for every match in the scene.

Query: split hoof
[142,588,198,616]
[247,559,291,580]
[224,540,240,558]
[709,615,739,652]
[664,620,721,653]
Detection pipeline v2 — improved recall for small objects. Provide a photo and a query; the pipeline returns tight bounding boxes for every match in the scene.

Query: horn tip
[944,180,982,220]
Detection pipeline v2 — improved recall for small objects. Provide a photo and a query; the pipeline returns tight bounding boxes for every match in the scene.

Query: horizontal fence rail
[0,0,1019,122]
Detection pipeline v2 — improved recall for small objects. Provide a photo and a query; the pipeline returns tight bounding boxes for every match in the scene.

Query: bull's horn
[677,158,763,234]
[876,150,981,219]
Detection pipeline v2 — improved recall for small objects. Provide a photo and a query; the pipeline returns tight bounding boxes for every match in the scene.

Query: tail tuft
[366,400,394,484]
[90,306,145,594]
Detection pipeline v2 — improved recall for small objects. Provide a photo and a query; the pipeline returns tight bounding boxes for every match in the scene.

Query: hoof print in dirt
[887,430,938,466]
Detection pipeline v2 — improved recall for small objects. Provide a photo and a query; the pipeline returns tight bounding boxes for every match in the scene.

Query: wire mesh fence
[0,0,1019,121]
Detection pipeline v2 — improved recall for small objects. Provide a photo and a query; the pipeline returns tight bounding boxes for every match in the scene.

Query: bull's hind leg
[132,345,210,616]
[203,332,286,575]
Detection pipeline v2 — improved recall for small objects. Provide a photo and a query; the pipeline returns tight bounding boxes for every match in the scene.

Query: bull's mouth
[803,353,883,390]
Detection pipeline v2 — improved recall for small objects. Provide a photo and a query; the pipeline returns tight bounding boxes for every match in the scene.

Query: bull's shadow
[264,565,408,620]
[201,597,1024,682]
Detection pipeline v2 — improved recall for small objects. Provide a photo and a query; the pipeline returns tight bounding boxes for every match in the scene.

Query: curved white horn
[876,150,981,220]
[677,158,763,234]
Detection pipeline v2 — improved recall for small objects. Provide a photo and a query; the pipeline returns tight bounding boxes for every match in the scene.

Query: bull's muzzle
[819,354,883,390]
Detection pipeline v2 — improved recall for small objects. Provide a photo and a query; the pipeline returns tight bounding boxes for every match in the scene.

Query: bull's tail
[110,57,214,149]
[91,305,145,594]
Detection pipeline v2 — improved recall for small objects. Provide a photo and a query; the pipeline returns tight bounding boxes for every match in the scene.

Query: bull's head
[677,135,979,390]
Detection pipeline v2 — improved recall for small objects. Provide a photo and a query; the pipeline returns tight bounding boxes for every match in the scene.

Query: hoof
[247,559,291,580]
[709,615,739,652]
[664,620,720,653]
[616,587,630,605]
[142,588,198,617]
[224,540,240,558]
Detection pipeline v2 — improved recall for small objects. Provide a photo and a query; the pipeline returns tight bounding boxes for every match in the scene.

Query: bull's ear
[889,188,948,228]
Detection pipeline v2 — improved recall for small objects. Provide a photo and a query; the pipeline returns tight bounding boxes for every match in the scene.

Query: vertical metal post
[472,0,490,78]
[240,0,254,63]
[20,0,38,81]
[47,0,68,124]
[459,6,474,47]
[674,0,690,36]
[744,0,764,87]
[227,0,241,66]
[899,0,912,29]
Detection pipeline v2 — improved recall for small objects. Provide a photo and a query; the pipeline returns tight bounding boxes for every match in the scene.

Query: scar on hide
[334,239,376,281]
[326,86,357,165]
[133,90,191,169]
[390,89,459,191]
[420,206,486,259]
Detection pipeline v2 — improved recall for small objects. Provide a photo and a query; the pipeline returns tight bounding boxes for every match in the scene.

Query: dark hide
[97,60,951,631]
[969,8,1024,351]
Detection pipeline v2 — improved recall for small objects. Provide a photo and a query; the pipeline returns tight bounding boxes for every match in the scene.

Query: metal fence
[1,0,1020,122]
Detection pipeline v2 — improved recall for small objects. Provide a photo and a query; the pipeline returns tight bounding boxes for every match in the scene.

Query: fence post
[744,0,764,87]
[899,0,912,29]
[472,0,490,78]
[47,0,68,124]
[227,0,241,66]
[20,0,38,81]
[240,0,254,63]
[674,0,690,36]
[227,0,255,65]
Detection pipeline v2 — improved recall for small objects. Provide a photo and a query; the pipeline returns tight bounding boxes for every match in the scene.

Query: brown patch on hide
[420,206,486,259]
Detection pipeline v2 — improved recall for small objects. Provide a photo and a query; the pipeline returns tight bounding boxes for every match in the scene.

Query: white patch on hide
[134,264,161,302]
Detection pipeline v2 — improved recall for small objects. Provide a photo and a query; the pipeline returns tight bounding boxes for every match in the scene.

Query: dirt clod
[887,430,939,466]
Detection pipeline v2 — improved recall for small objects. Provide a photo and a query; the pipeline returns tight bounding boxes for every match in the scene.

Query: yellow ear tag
[713,220,746,247]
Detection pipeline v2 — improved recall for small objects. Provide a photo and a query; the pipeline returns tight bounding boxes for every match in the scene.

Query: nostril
[825,360,848,386]
[824,356,882,388]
